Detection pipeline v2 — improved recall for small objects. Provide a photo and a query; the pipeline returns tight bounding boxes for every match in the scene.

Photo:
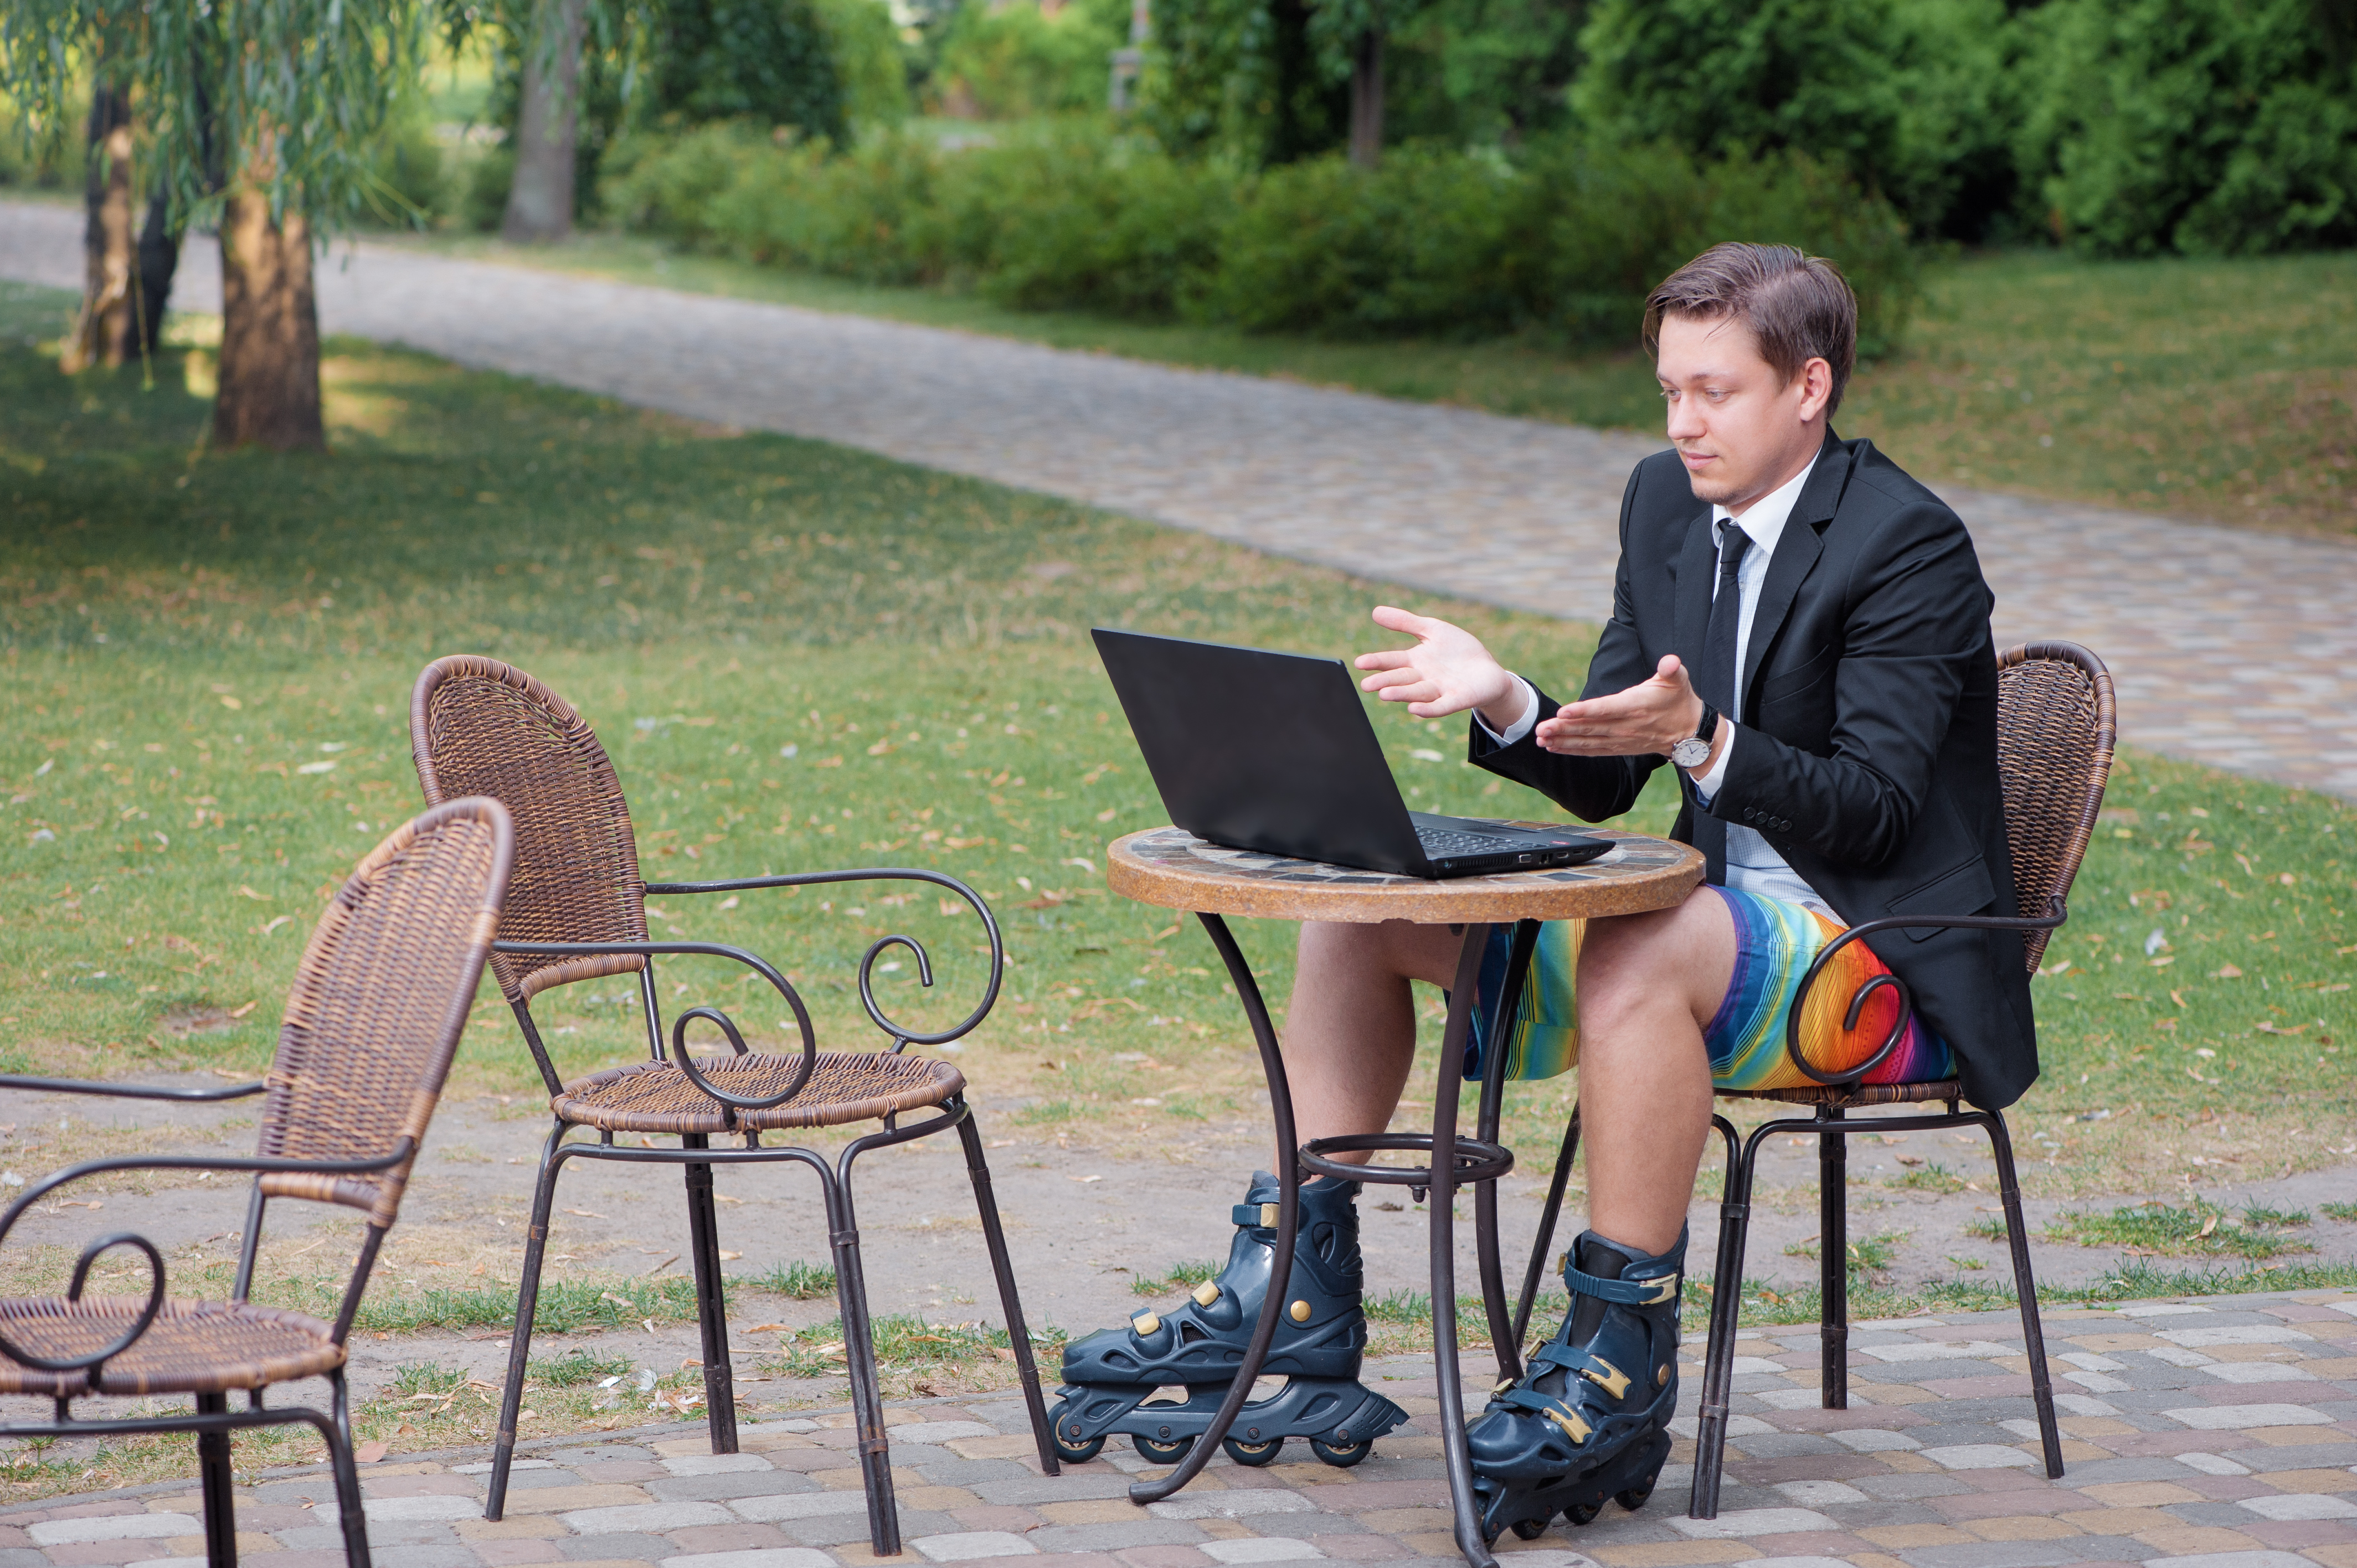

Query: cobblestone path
[15,1292,2357,1568]
[4,202,2351,796]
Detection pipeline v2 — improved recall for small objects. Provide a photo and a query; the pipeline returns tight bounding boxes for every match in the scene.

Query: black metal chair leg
[1473,920,1538,1384]
[1512,1106,1580,1352]
[682,1132,740,1455]
[1818,1107,1847,1409]
[831,1152,901,1556]
[195,1391,238,1568]
[1986,1110,2065,1478]
[1689,1120,1767,1521]
[486,1121,567,1520]
[325,1370,373,1568]
[954,1107,1059,1475]
[1432,925,1500,1568]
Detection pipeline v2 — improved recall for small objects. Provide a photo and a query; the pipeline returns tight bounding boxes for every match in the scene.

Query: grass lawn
[2,273,2355,1488]
[389,231,2355,537]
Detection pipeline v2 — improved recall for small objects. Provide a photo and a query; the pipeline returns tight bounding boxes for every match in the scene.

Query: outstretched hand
[1354,607,1525,726]
[1534,654,1709,759]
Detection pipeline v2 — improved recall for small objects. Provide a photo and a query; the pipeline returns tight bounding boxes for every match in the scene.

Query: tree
[503,0,590,240]
[2,0,430,449]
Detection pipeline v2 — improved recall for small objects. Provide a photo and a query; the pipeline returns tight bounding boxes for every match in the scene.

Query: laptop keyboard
[1415,826,1522,857]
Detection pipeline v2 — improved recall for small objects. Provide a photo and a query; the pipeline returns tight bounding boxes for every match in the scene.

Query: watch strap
[1694,702,1720,744]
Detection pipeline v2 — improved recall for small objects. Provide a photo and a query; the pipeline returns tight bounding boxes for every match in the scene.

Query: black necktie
[1697,522,1751,718]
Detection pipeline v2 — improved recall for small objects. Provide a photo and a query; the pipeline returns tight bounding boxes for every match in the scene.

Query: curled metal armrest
[0,1139,417,1379]
[0,1074,266,1102]
[495,938,819,1112]
[1781,896,2067,1087]
[641,868,1005,1050]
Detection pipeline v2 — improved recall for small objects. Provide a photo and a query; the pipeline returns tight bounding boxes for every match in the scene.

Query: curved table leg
[1433,924,1499,1568]
[1127,912,1300,1506]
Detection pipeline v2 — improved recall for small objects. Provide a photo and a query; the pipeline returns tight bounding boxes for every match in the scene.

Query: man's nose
[1665,398,1704,440]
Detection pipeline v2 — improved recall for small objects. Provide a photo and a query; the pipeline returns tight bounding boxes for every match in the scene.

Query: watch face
[1671,738,1710,768]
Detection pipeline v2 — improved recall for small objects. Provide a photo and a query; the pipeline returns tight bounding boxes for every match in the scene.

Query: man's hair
[1643,243,1858,417]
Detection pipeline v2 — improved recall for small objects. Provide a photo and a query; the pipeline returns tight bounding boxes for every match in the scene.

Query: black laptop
[1093,628,1611,880]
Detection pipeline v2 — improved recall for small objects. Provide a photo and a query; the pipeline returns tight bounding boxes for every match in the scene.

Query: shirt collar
[1711,449,1820,558]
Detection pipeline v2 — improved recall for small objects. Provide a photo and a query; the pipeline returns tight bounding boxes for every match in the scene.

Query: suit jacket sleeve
[1463,466,1665,821]
[1711,496,1990,868]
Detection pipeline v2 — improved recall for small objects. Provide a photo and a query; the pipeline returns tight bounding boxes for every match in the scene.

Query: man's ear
[1797,357,1834,424]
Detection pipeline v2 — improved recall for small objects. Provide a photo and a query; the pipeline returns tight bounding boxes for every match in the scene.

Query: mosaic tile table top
[20,1290,2357,1568]
[1107,827,1705,925]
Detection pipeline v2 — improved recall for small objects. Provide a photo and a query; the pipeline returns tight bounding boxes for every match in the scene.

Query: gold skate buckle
[1543,1405,1592,1445]
[1640,1276,1678,1305]
[1132,1311,1161,1335]
[1193,1280,1221,1307]
[1578,1356,1632,1401]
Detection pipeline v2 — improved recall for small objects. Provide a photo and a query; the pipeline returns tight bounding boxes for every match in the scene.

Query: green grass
[750,1258,840,1299]
[2326,1201,2357,1223]
[1130,1258,1221,1297]
[528,1347,639,1386]
[1891,1161,1968,1194]
[0,271,2351,1219]
[755,1313,1063,1380]
[2045,1199,2314,1260]
[260,1271,709,1334]
[394,233,2356,537]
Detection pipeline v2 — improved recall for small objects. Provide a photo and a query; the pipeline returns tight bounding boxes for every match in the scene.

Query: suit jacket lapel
[1670,507,1717,678]
[1738,432,1850,710]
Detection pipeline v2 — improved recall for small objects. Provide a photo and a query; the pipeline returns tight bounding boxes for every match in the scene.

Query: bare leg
[1286,919,1462,1161]
[1574,886,1736,1256]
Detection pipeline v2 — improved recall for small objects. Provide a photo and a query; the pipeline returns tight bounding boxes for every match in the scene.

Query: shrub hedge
[604,119,1917,351]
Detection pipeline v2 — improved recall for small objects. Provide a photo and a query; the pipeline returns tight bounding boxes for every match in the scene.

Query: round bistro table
[1104,824,1704,1568]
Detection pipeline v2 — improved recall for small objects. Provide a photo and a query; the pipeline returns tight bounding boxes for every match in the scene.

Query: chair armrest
[0,1074,266,1102]
[0,1140,418,1378]
[1780,898,2067,1087]
[493,939,820,1113]
[640,868,1005,1051]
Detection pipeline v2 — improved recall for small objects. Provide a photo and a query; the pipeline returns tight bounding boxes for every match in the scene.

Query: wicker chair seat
[554,1051,966,1134]
[1721,1079,1963,1108]
[0,1297,342,1399]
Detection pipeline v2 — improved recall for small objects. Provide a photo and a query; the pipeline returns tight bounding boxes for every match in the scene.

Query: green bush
[601,123,1918,349]
[2015,0,2357,257]
[649,0,849,145]
[932,0,1128,118]
[462,144,516,233]
[814,0,914,128]
[354,112,449,229]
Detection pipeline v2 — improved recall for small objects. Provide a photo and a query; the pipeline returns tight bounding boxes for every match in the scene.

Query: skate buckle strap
[1232,1202,1282,1227]
[1500,1386,1592,1446]
[1529,1343,1634,1400]
[1557,1257,1681,1306]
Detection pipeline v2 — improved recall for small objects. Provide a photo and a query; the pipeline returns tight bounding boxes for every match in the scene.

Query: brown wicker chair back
[256,796,516,1229]
[410,656,650,1008]
[1995,642,2116,971]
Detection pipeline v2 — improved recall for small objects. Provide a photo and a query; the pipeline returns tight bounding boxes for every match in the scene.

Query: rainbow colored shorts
[1464,884,1954,1090]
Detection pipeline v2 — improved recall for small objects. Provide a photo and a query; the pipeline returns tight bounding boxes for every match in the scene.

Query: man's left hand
[1535,654,1707,757]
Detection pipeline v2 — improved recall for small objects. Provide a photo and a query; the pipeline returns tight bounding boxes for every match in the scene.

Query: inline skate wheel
[1047,1402,1105,1464]
[1614,1474,1658,1512]
[1133,1433,1196,1463]
[1222,1436,1283,1467]
[1509,1517,1552,1540]
[1308,1436,1371,1468]
[1564,1500,1602,1527]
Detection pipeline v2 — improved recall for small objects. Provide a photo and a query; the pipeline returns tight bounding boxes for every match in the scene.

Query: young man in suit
[1289,242,2031,1493]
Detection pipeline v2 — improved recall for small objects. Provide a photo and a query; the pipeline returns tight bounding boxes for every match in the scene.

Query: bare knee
[1298,919,1458,988]
[1578,889,1732,1033]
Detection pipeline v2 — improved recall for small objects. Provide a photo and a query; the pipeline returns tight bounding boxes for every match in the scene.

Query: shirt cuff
[1688,724,1736,805]
[1473,676,1541,746]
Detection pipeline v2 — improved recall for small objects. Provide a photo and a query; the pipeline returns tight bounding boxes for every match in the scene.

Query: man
[1294,241,2032,1499]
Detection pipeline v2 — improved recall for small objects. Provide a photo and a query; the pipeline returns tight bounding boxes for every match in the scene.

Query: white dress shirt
[1480,453,1830,913]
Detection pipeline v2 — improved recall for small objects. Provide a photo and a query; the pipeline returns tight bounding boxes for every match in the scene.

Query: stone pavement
[18,1291,2357,1568]
[1,203,2353,797]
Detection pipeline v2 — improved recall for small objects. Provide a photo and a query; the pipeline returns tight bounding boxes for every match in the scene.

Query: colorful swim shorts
[1464,884,1955,1090]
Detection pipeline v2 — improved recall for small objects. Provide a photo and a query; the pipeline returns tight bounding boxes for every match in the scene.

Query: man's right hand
[1354,606,1527,729]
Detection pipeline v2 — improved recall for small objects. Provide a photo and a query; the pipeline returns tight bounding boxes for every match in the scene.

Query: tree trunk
[214,190,323,451]
[502,0,587,243]
[133,183,181,353]
[63,83,137,373]
[1348,28,1384,168]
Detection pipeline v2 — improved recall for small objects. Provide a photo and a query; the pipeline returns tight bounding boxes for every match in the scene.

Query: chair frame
[409,660,1057,1556]
[1495,641,2114,1521]
[0,796,513,1568]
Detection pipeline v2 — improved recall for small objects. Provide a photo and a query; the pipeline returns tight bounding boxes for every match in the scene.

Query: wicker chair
[409,656,1056,1556]
[1495,642,2115,1521]
[0,797,514,1568]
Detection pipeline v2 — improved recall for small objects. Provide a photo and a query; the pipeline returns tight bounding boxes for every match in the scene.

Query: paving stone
[561,1505,738,1536]
[728,1494,873,1524]
[1025,1523,1209,1552]
[25,1520,200,1547]
[1198,1541,1324,1562]
[558,1534,677,1562]
[659,1551,838,1568]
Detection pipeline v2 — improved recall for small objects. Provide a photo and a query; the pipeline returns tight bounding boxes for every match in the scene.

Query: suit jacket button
[1779,818,1792,832]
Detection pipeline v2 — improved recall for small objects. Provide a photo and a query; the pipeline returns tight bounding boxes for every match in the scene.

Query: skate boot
[1050,1172,1408,1469]
[1465,1227,1686,1541]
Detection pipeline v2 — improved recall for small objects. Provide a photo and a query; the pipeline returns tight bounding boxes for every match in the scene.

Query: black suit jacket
[1470,430,2035,1110]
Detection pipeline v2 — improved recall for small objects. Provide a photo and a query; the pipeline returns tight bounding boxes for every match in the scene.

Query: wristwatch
[1670,703,1719,770]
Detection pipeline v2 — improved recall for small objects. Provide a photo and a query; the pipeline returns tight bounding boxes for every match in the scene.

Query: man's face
[1655,311,1828,513]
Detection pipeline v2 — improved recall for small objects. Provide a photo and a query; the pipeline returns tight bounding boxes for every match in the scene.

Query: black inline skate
[1049,1172,1409,1468]
[1464,1227,1686,1541]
